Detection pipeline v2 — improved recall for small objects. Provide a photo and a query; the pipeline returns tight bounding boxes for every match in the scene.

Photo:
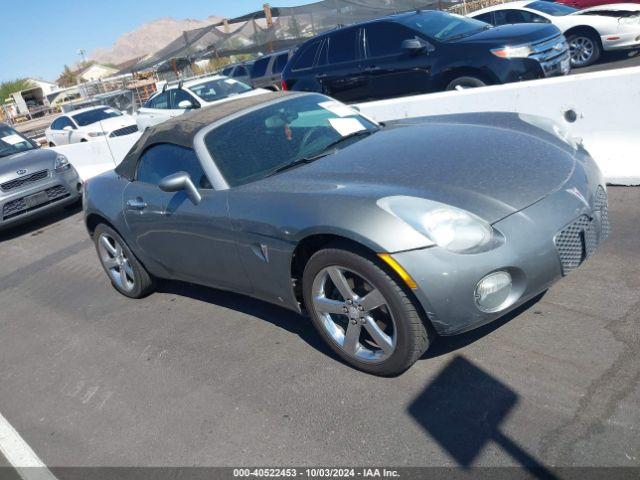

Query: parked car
[84,91,609,376]
[469,1,640,67]
[554,0,640,9]
[221,62,254,84]
[45,105,138,146]
[249,49,293,90]
[0,123,81,228]
[281,10,570,101]
[136,75,268,130]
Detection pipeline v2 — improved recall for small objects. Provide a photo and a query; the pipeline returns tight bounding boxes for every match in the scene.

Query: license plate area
[561,57,571,74]
[24,191,49,209]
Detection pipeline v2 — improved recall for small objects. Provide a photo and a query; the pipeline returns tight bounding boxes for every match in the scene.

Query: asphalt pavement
[0,188,638,472]
[573,49,640,74]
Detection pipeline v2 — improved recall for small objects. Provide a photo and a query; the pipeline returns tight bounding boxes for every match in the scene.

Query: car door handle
[126,199,147,210]
[365,66,381,72]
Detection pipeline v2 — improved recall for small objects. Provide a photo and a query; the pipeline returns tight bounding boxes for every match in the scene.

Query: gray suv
[249,50,292,90]
[0,123,81,229]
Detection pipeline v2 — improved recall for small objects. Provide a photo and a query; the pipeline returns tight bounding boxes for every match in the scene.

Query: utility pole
[263,3,274,53]
[77,48,87,65]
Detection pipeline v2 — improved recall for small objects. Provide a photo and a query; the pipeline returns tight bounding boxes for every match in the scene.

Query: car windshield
[0,124,35,158]
[188,77,252,102]
[402,11,490,41]
[204,94,379,187]
[72,107,122,126]
[527,1,577,16]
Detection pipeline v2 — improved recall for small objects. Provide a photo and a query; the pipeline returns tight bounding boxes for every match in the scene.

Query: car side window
[136,143,212,189]
[251,57,270,78]
[365,22,415,58]
[146,92,170,109]
[51,118,63,130]
[274,53,289,73]
[222,67,233,76]
[55,116,75,130]
[327,28,359,64]
[474,12,496,25]
[292,40,321,70]
[233,66,248,77]
[494,9,547,24]
[170,89,199,109]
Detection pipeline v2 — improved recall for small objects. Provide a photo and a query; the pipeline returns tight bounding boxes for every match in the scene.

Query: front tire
[568,32,601,67]
[94,224,155,299]
[446,76,487,91]
[302,245,431,376]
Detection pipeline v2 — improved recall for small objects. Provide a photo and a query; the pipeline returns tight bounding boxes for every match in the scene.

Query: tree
[287,16,302,39]
[0,79,33,105]
[57,65,79,88]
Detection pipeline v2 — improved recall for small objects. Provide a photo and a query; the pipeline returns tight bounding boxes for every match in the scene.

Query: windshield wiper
[264,129,379,178]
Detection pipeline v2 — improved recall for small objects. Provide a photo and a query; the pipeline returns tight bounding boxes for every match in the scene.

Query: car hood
[454,23,560,45]
[87,115,136,133]
[259,113,578,224]
[0,148,56,185]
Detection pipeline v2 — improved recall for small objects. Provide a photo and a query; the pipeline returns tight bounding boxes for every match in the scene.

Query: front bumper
[391,158,608,336]
[601,32,640,51]
[0,167,82,229]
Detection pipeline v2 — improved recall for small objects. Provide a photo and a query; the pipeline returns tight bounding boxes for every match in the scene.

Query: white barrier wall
[357,67,640,185]
[50,133,141,181]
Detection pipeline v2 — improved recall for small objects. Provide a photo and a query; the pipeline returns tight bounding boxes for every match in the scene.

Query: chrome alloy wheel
[311,266,397,363]
[97,232,135,292]
[569,36,595,67]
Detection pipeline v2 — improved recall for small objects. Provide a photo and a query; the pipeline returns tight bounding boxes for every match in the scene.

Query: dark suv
[249,50,292,90]
[281,10,570,102]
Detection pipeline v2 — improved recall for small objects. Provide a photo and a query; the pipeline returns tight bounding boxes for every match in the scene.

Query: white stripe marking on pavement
[0,411,57,480]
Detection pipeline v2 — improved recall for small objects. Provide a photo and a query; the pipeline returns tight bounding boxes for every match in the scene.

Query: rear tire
[567,31,601,67]
[446,76,487,91]
[94,224,155,299]
[302,244,431,376]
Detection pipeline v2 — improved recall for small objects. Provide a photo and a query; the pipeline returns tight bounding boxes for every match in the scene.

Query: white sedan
[469,1,640,67]
[45,105,138,146]
[136,75,268,130]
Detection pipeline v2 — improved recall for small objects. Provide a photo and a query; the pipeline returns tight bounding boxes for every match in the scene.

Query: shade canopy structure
[123,0,451,73]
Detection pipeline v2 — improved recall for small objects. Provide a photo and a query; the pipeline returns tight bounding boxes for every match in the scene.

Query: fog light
[475,271,512,312]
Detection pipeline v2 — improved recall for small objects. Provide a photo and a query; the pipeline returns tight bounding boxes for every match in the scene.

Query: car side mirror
[63,126,74,131]
[178,100,195,109]
[402,38,432,55]
[158,171,202,205]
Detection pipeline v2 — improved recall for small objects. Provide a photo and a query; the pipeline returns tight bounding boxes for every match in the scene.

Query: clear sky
[0,0,313,83]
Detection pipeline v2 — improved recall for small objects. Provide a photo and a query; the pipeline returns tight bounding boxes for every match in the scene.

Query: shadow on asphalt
[408,355,558,479]
[575,49,640,74]
[158,281,543,371]
[0,202,82,242]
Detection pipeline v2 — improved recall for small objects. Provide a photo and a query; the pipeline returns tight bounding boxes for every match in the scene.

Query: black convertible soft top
[115,90,299,180]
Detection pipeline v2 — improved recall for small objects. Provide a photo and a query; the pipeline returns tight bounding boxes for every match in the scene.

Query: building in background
[79,64,119,82]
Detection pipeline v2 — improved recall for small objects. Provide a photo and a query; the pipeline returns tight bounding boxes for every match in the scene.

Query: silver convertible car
[84,92,609,376]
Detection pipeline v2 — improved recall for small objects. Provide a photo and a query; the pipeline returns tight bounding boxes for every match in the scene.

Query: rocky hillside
[91,16,222,65]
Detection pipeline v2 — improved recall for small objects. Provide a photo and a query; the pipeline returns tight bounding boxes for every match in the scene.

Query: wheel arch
[436,66,497,91]
[289,233,433,331]
[564,25,603,47]
[85,213,118,237]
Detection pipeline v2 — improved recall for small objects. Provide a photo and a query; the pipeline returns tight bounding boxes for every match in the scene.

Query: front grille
[2,185,70,220]
[529,34,569,72]
[554,187,610,275]
[110,125,138,137]
[1,170,49,192]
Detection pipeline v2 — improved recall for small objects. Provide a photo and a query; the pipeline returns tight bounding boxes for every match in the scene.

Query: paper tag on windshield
[319,101,357,118]
[104,108,116,114]
[224,79,237,84]
[328,118,366,137]
[1,134,25,145]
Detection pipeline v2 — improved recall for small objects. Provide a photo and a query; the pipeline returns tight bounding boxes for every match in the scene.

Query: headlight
[54,154,71,172]
[87,131,106,137]
[377,196,494,253]
[491,45,532,59]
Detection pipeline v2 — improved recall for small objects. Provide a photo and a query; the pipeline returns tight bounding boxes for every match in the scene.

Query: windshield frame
[194,94,379,189]
[0,124,36,158]
[526,1,578,16]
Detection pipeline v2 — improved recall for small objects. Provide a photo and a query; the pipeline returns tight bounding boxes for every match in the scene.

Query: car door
[317,27,369,103]
[169,88,200,115]
[361,22,434,100]
[55,116,76,145]
[122,143,251,292]
[137,92,171,129]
